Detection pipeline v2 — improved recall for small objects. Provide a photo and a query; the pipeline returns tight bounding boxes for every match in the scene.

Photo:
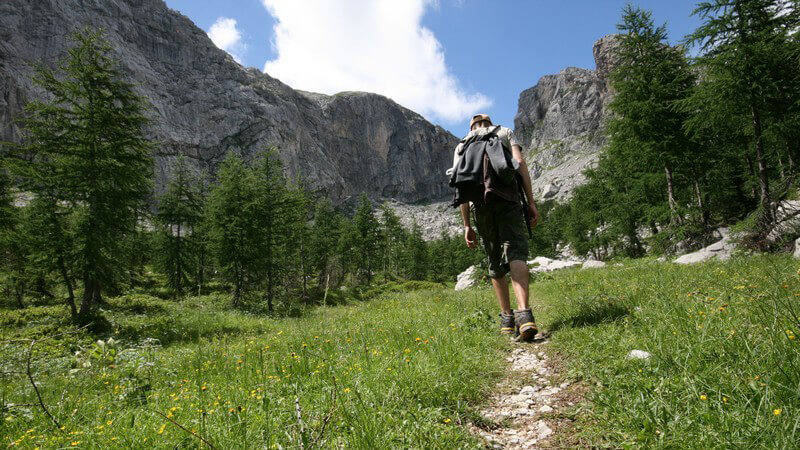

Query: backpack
[448,126,520,207]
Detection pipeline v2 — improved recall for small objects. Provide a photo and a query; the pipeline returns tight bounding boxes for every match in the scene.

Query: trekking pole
[516,174,532,238]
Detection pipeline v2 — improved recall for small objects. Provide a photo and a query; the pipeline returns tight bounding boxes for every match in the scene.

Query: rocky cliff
[0,0,456,203]
[514,35,620,202]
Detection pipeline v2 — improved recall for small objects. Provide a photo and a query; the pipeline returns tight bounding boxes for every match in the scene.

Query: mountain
[0,0,456,204]
[514,35,620,202]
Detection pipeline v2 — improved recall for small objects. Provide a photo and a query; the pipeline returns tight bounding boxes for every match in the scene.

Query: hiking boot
[499,312,515,335]
[514,309,538,342]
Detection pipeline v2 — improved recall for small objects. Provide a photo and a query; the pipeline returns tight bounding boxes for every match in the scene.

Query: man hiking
[449,113,540,342]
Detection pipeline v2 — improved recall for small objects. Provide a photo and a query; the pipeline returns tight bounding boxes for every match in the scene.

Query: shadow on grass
[547,302,630,333]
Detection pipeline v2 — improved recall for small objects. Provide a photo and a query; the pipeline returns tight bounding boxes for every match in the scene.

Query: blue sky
[165,0,702,136]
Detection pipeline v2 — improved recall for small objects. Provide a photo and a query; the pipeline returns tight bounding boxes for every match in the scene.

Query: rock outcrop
[0,0,456,203]
[455,265,480,291]
[514,35,621,201]
[673,231,735,264]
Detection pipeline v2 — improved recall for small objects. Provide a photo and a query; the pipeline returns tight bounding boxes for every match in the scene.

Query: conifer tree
[353,194,382,283]
[155,156,203,296]
[379,203,406,279]
[688,0,800,223]
[609,5,697,226]
[252,149,289,312]
[404,222,429,280]
[309,199,343,289]
[8,29,152,321]
[205,153,260,306]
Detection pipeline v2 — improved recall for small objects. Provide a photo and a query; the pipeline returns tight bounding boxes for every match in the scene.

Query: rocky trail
[469,335,581,449]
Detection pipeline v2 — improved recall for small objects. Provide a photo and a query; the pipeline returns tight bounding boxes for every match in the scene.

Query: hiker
[449,113,540,342]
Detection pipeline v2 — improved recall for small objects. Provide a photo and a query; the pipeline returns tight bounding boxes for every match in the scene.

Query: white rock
[509,394,528,404]
[520,385,538,395]
[538,405,554,413]
[674,236,735,264]
[626,349,652,360]
[794,237,800,259]
[536,421,554,439]
[455,265,479,290]
[542,183,561,199]
[582,260,606,269]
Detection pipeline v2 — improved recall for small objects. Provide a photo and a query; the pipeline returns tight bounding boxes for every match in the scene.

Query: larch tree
[8,29,152,322]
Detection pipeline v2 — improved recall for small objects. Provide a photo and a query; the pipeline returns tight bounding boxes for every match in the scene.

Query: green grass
[3,256,799,448]
[531,255,800,449]
[1,287,504,449]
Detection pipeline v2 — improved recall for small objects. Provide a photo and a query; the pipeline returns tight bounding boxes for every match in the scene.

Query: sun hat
[470,113,493,129]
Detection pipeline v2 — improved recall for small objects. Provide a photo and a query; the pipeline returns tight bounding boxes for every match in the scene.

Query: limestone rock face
[0,0,456,203]
[514,35,621,201]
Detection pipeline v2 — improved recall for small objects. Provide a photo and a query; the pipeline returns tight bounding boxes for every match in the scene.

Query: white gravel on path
[468,336,572,449]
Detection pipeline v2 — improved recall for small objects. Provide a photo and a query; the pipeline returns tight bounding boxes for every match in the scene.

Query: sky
[165,0,704,136]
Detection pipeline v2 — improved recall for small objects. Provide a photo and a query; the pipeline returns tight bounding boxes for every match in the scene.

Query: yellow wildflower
[774,408,782,416]
[699,394,707,401]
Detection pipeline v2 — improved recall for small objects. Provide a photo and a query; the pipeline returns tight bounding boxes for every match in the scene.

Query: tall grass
[1,288,503,449]
[533,255,800,448]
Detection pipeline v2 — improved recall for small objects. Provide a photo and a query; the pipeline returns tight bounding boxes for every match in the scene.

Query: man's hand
[529,204,540,228]
[464,226,477,249]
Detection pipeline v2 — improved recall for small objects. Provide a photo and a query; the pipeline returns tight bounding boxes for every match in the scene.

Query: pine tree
[205,153,260,306]
[155,156,203,296]
[8,29,152,321]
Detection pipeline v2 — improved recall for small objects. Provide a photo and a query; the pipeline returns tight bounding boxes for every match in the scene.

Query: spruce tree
[8,29,152,321]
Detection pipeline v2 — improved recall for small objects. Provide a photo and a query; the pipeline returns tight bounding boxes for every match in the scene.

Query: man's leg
[491,275,512,315]
[508,260,529,310]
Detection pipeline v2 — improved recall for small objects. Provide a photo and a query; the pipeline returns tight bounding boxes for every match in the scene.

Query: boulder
[455,265,479,291]
[582,260,606,269]
[528,257,582,273]
[673,236,736,264]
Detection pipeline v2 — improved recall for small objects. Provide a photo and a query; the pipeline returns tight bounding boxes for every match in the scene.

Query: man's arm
[461,203,477,248]
[511,144,540,227]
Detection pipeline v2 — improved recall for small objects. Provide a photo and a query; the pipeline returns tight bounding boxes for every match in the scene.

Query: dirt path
[469,335,581,449]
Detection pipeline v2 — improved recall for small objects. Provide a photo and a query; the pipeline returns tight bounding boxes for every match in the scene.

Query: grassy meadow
[2,256,799,448]
[535,255,800,448]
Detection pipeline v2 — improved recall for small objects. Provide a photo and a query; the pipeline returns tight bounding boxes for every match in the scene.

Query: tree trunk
[79,277,100,322]
[58,257,77,320]
[664,164,682,225]
[751,104,773,224]
[694,180,708,226]
[745,153,757,199]
[176,223,183,296]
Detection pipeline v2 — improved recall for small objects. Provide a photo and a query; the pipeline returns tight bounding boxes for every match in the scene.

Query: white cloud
[261,0,491,124]
[208,17,245,63]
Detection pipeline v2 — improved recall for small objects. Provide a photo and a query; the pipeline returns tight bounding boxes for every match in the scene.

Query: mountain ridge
[0,0,456,204]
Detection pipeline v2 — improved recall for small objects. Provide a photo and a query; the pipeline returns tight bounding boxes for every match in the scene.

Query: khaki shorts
[474,199,529,278]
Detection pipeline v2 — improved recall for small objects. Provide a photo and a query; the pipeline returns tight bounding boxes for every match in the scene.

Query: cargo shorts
[473,199,529,278]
